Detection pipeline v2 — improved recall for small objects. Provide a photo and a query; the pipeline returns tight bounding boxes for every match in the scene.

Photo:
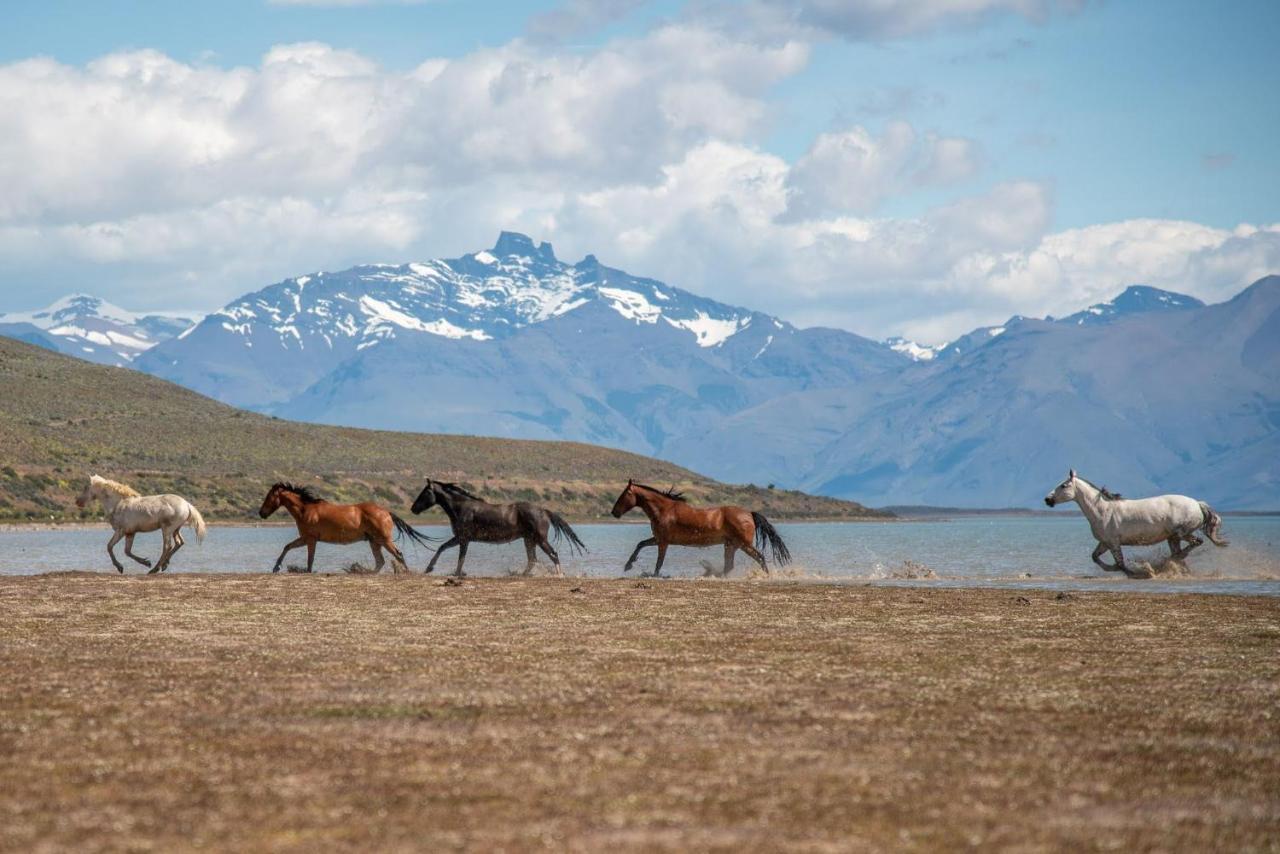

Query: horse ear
[1069,468,1076,479]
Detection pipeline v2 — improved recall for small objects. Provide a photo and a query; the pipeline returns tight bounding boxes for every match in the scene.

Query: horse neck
[278,493,309,524]
[1071,480,1106,523]
[96,489,124,516]
[432,489,463,528]
[631,490,671,525]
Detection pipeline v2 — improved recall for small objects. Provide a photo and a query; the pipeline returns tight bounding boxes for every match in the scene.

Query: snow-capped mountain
[1058,285,1204,326]
[137,231,903,410]
[12,237,1275,508]
[0,294,199,367]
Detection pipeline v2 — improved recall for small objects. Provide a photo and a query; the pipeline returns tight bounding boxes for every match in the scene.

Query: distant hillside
[0,337,884,522]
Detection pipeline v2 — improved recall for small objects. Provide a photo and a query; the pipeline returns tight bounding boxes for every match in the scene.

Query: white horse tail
[188,503,208,544]
[1198,501,1228,547]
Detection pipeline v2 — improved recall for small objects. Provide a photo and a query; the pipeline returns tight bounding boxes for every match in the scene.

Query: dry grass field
[1,574,1277,852]
[0,336,882,522]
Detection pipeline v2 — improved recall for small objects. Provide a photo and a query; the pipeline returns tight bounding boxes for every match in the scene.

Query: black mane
[437,481,486,502]
[274,481,323,504]
[632,482,687,502]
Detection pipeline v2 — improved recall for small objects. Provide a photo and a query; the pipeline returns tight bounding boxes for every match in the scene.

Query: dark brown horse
[411,479,586,577]
[610,480,791,577]
[258,482,435,574]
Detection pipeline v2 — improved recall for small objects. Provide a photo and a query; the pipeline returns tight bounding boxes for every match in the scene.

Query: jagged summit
[491,230,557,263]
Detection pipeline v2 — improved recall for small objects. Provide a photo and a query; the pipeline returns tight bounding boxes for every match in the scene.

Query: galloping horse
[258,482,435,574]
[76,474,207,573]
[410,479,586,577]
[1044,469,1227,578]
[610,480,791,577]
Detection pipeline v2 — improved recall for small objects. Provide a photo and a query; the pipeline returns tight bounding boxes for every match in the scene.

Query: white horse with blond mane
[76,475,207,573]
[1044,469,1227,578]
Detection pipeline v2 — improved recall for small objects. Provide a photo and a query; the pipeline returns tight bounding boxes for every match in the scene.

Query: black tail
[752,511,791,567]
[391,513,438,551]
[548,512,587,556]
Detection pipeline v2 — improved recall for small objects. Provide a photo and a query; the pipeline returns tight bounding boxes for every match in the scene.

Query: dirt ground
[0,574,1277,852]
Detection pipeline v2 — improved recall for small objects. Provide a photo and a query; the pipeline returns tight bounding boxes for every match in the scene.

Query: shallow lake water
[3,516,1279,596]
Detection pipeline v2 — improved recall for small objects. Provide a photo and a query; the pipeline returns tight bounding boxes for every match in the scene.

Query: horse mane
[273,482,324,504]
[437,481,486,502]
[1078,476,1123,501]
[94,477,140,499]
[632,482,687,502]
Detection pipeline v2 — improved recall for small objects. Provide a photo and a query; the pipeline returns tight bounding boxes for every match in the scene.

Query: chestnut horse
[258,482,435,574]
[610,480,791,577]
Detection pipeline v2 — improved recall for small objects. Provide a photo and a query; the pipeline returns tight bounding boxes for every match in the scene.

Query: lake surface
[4,516,1279,596]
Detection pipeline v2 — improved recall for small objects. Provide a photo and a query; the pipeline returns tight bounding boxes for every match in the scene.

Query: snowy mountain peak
[0,294,199,366]
[884,336,943,362]
[492,230,556,263]
[1060,285,1204,326]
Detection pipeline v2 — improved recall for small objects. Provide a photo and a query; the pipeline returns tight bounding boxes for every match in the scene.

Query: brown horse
[258,482,435,574]
[610,480,791,577]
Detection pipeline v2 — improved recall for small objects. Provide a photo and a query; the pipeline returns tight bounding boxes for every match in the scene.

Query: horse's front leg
[453,541,469,577]
[1091,542,1120,572]
[272,537,306,573]
[123,533,152,569]
[305,541,317,573]
[648,543,669,578]
[106,530,126,573]
[425,536,458,574]
[623,537,657,573]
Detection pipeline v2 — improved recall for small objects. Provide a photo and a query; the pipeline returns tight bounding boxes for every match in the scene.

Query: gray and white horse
[1044,469,1227,578]
[76,475,207,573]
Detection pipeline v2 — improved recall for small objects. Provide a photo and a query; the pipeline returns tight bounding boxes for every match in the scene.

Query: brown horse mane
[631,482,687,503]
[273,482,324,504]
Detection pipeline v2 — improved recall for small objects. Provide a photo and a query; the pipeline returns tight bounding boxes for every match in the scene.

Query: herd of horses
[75,475,792,578]
[74,470,1226,579]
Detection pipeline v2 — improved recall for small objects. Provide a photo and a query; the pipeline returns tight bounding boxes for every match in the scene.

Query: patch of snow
[473,251,498,265]
[988,327,1006,337]
[888,338,939,361]
[665,312,748,348]
[652,288,671,301]
[359,296,491,340]
[599,287,661,323]
[104,331,152,350]
[295,275,311,288]
[754,335,774,359]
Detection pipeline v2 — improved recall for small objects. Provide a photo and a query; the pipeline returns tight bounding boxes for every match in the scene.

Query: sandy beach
[0,574,1277,851]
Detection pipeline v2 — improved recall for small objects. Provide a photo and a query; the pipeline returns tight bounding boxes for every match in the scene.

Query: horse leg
[368,540,386,574]
[537,538,562,576]
[271,537,306,573]
[106,530,126,573]
[1167,536,1185,559]
[454,541,469,577]
[305,541,317,573]
[741,544,769,575]
[384,540,410,575]
[523,538,538,576]
[1181,532,1204,556]
[722,544,736,578]
[1111,546,1140,578]
[425,536,458,574]
[623,537,657,573]
[649,543,668,578]
[150,531,173,575]
[1091,543,1119,572]
[123,533,152,569]
[162,530,185,572]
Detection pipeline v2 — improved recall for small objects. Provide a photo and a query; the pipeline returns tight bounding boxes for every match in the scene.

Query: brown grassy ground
[0,576,1277,852]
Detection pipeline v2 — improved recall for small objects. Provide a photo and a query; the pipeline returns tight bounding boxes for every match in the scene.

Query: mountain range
[4,233,1277,508]
[0,295,197,367]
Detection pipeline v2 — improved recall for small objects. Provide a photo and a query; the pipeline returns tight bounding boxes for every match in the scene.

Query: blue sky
[1,0,1277,341]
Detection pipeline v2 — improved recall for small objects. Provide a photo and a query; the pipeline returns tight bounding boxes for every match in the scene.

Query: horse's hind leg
[123,533,152,569]
[721,544,736,578]
[386,543,409,575]
[741,543,769,575]
[1167,536,1185,559]
[522,538,538,576]
[368,540,386,574]
[150,531,173,575]
[162,530,185,571]
[537,538,562,576]
[106,530,125,573]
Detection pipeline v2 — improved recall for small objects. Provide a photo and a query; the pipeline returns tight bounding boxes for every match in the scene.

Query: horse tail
[751,511,791,567]
[391,513,438,550]
[188,503,208,544]
[548,512,588,556]
[1198,502,1229,546]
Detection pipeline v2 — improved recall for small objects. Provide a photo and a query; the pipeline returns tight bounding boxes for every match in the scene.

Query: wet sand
[1,574,1277,851]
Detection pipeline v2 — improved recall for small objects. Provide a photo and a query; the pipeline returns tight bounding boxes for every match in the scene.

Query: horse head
[1044,469,1078,507]
[259,484,284,519]
[611,479,637,519]
[411,480,440,515]
[75,474,101,509]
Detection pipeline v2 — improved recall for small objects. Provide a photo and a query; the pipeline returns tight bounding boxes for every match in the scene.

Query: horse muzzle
[1044,497,1055,507]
